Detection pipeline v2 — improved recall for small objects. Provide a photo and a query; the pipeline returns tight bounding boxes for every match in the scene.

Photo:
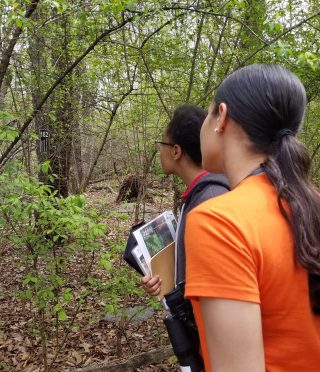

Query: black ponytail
[262,135,320,313]
[214,64,320,313]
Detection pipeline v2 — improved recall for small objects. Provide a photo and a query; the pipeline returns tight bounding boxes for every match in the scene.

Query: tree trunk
[28,8,51,183]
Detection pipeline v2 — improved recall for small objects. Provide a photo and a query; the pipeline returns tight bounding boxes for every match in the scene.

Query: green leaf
[58,309,67,321]
[236,0,245,9]
[53,303,62,313]
[48,111,56,121]
[15,18,23,28]
[23,274,39,285]
[73,194,86,208]
[118,213,129,221]
[126,0,136,11]
[105,304,115,314]
[274,23,282,33]
[63,289,73,302]
[20,290,33,299]
[98,258,112,270]
[0,110,18,121]
[48,175,56,183]
[39,161,51,175]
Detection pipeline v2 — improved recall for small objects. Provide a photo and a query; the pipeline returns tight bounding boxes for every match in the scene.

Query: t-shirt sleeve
[185,206,260,304]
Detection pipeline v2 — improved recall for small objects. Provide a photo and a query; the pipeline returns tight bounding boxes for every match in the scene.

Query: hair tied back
[273,128,294,143]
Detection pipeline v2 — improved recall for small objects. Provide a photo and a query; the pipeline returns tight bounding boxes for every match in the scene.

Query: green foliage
[0,110,18,122]
[297,52,320,72]
[0,160,108,345]
[0,362,9,370]
[101,264,145,314]
[107,210,130,221]
[83,235,145,316]
[0,111,19,142]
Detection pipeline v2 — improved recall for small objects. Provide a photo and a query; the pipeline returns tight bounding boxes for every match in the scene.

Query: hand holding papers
[124,211,177,298]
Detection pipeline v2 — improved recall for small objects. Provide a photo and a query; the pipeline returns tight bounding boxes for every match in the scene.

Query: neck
[225,154,266,189]
[220,120,267,189]
[176,163,205,186]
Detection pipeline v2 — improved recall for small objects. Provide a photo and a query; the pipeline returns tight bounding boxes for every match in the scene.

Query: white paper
[132,210,177,273]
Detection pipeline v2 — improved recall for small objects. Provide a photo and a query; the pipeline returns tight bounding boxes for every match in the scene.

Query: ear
[216,103,228,132]
[172,144,183,160]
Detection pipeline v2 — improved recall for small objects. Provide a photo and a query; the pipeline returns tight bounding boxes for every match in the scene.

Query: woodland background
[0,0,319,371]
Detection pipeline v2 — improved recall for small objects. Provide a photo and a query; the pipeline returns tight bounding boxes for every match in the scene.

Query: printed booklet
[132,210,177,298]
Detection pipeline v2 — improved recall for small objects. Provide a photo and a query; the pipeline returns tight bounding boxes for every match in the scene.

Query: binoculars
[163,283,204,372]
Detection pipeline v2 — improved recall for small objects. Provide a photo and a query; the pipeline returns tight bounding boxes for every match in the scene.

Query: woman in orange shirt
[185,64,320,371]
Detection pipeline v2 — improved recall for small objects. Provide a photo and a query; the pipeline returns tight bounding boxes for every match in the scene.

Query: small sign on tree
[39,129,49,153]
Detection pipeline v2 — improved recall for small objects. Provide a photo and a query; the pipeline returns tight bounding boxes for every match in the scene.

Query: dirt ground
[0,176,181,371]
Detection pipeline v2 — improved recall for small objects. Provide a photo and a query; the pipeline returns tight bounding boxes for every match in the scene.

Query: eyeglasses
[155,140,174,147]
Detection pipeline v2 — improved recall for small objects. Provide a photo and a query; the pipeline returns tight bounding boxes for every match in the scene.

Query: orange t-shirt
[185,174,320,372]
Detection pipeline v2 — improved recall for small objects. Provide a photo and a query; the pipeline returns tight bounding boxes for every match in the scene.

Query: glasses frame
[154,140,175,147]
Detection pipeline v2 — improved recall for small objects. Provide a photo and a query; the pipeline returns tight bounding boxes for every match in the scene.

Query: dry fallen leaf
[81,341,91,353]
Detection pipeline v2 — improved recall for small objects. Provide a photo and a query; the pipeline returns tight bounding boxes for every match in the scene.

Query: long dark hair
[166,104,207,166]
[214,64,320,313]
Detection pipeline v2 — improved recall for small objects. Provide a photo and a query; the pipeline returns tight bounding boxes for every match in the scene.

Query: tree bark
[48,14,74,197]
[29,8,51,183]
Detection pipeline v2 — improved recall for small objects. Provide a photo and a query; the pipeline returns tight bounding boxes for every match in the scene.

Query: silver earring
[214,128,219,133]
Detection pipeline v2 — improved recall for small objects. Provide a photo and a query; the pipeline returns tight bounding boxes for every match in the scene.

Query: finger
[149,285,161,296]
[140,275,151,285]
[141,276,158,288]
[145,276,161,289]
[146,280,162,294]
[146,285,161,296]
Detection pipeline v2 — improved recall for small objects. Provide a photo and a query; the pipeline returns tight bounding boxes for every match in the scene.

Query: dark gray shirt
[175,173,229,285]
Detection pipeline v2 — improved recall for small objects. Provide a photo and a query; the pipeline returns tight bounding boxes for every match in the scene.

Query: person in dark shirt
[141,104,229,295]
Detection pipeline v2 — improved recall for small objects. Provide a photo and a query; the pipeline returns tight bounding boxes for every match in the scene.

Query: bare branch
[139,49,171,118]
[161,5,269,45]
[196,18,245,105]
[186,13,205,102]
[72,346,174,372]
[80,76,136,192]
[0,0,40,91]
[140,13,185,49]
[305,20,320,33]
[202,14,229,99]
[138,13,187,117]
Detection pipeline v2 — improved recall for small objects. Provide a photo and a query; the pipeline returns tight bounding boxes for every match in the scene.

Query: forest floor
[0,176,180,371]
